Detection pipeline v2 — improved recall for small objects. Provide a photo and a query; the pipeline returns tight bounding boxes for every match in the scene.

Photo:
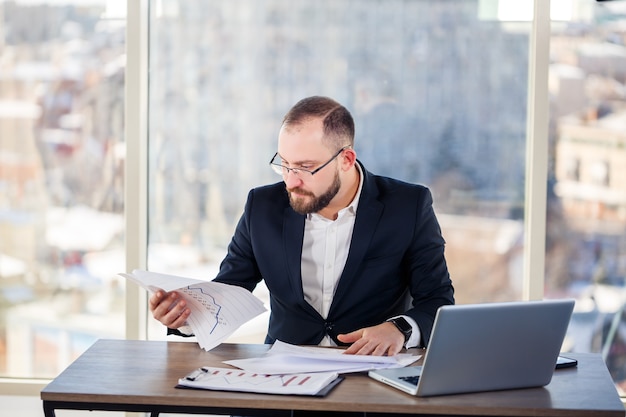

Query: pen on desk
[185,367,208,381]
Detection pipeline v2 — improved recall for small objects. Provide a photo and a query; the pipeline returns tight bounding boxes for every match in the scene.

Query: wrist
[387,317,412,346]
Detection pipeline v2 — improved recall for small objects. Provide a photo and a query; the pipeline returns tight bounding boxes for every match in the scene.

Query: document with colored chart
[120,269,267,351]
[177,366,342,396]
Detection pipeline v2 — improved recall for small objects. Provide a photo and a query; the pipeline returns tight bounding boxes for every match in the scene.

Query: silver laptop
[368,299,575,396]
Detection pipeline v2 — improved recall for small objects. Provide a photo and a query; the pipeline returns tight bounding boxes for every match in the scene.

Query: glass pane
[147,0,530,344]
[547,0,626,395]
[0,2,126,378]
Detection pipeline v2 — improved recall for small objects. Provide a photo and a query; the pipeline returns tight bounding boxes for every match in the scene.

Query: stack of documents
[224,340,421,374]
[120,269,267,351]
[177,341,420,396]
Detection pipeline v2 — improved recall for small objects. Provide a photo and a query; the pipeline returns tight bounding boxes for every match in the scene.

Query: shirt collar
[308,163,363,221]
[346,162,363,215]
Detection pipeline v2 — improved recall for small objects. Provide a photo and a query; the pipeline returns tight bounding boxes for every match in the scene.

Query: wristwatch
[387,317,412,346]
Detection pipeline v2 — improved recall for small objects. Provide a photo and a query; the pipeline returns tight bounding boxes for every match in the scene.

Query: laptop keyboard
[399,375,420,386]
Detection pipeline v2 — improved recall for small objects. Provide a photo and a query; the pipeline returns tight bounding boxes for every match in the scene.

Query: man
[149,96,454,356]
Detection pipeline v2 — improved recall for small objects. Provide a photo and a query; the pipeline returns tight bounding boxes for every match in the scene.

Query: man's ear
[341,148,357,170]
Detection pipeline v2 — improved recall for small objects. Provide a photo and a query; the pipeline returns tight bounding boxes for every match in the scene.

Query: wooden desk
[41,339,624,417]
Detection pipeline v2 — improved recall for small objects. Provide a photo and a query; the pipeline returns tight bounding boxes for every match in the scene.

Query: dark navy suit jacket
[213,162,454,346]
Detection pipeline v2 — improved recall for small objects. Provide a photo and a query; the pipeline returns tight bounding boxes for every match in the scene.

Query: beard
[288,170,341,215]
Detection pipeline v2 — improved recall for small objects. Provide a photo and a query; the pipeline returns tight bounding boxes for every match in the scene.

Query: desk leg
[42,401,56,417]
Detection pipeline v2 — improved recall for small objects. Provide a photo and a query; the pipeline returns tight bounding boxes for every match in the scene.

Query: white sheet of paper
[120,269,267,351]
[224,340,421,374]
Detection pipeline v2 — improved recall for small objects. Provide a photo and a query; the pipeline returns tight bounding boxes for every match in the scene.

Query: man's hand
[337,322,405,356]
[148,289,191,329]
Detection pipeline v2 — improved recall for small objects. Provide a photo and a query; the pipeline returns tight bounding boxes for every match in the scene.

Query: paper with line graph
[177,366,340,395]
[120,269,267,351]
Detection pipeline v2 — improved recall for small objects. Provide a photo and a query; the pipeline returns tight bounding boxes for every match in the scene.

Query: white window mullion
[523,0,551,301]
[125,0,150,341]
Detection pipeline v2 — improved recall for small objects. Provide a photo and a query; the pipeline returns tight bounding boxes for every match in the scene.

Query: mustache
[287,187,315,197]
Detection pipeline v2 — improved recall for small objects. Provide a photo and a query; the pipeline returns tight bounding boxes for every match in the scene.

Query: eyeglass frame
[269,145,350,178]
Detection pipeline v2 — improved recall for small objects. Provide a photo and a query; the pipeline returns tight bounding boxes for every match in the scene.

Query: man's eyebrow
[277,153,316,165]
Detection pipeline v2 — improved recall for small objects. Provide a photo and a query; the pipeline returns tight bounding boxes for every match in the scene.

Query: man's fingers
[337,329,362,344]
[339,323,405,356]
[148,290,165,310]
[343,338,368,355]
[149,291,191,327]
[167,307,191,328]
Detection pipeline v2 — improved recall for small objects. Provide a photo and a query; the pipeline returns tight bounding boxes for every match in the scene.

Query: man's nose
[283,169,302,188]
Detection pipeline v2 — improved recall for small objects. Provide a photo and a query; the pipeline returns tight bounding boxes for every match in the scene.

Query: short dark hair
[282,96,355,148]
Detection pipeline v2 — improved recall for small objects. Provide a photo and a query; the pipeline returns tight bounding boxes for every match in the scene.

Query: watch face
[394,317,412,333]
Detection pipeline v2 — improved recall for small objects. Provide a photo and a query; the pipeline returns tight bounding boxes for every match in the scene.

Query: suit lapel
[330,167,383,313]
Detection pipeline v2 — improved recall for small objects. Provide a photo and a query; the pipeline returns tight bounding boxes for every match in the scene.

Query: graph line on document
[184,285,222,334]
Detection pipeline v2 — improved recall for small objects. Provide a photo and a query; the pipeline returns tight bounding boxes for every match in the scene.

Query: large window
[548,0,626,395]
[0,1,126,380]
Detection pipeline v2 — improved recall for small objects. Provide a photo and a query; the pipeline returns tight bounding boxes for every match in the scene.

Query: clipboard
[176,366,344,397]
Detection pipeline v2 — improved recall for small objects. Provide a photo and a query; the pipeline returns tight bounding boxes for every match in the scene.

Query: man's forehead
[277,146,325,162]
[278,124,328,155]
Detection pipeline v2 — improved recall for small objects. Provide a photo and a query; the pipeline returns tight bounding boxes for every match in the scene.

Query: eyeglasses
[269,146,349,178]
